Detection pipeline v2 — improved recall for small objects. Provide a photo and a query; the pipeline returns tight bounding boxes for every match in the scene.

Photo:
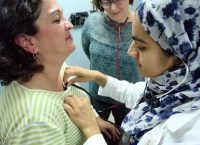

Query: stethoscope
[64,83,121,114]
[64,82,92,98]
[141,61,189,105]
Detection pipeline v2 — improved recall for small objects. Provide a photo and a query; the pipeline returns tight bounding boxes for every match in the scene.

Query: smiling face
[32,0,75,64]
[128,13,177,78]
[103,0,130,22]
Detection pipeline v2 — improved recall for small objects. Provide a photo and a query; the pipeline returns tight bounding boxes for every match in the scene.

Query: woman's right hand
[64,66,107,87]
[64,95,101,139]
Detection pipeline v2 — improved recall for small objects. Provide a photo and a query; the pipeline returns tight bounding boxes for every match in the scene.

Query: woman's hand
[64,66,107,87]
[96,117,121,142]
[64,95,101,139]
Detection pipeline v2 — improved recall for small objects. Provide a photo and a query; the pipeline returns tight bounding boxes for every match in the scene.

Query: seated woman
[0,0,120,144]
[64,0,200,144]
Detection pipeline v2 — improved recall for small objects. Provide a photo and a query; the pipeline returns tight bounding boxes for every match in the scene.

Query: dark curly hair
[0,0,44,85]
[92,0,134,11]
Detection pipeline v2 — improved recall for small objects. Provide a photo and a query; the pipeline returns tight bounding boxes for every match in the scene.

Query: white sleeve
[98,76,146,109]
[83,134,107,145]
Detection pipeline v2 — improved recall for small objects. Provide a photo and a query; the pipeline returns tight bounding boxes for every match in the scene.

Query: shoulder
[68,84,89,99]
[82,12,105,36]
[87,12,102,20]
[84,12,104,26]
[7,122,65,145]
[1,81,68,127]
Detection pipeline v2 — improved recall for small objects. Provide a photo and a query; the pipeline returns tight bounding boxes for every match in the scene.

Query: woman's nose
[65,20,74,30]
[128,43,139,58]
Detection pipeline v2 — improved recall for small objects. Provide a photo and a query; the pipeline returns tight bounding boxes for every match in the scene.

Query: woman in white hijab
[64,0,200,144]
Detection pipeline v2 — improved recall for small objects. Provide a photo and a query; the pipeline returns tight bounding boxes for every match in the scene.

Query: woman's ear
[15,34,38,53]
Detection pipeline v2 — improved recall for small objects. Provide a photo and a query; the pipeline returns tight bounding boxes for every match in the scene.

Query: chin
[138,68,150,78]
[141,72,161,78]
[69,47,75,54]
[109,14,121,21]
[115,17,124,22]
[139,71,147,77]
[64,46,75,56]
[68,43,76,51]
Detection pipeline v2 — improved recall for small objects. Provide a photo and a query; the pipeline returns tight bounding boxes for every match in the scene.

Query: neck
[22,62,64,92]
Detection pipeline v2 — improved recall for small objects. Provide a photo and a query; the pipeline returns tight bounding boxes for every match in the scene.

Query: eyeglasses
[100,0,124,8]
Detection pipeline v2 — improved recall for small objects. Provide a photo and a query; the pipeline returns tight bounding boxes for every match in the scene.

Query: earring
[33,53,37,61]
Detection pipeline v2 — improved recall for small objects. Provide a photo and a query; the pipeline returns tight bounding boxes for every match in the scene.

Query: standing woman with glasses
[81,1,143,143]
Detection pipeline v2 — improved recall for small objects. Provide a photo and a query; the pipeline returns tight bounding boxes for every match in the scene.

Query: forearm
[81,122,101,140]
[93,70,108,88]
[83,134,107,145]
[98,76,146,109]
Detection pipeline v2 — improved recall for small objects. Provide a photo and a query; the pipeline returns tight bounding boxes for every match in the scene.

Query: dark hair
[0,0,43,85]
[92,0,134,11]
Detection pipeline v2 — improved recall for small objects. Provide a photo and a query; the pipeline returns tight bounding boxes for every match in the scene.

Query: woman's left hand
[96,117,121,142]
